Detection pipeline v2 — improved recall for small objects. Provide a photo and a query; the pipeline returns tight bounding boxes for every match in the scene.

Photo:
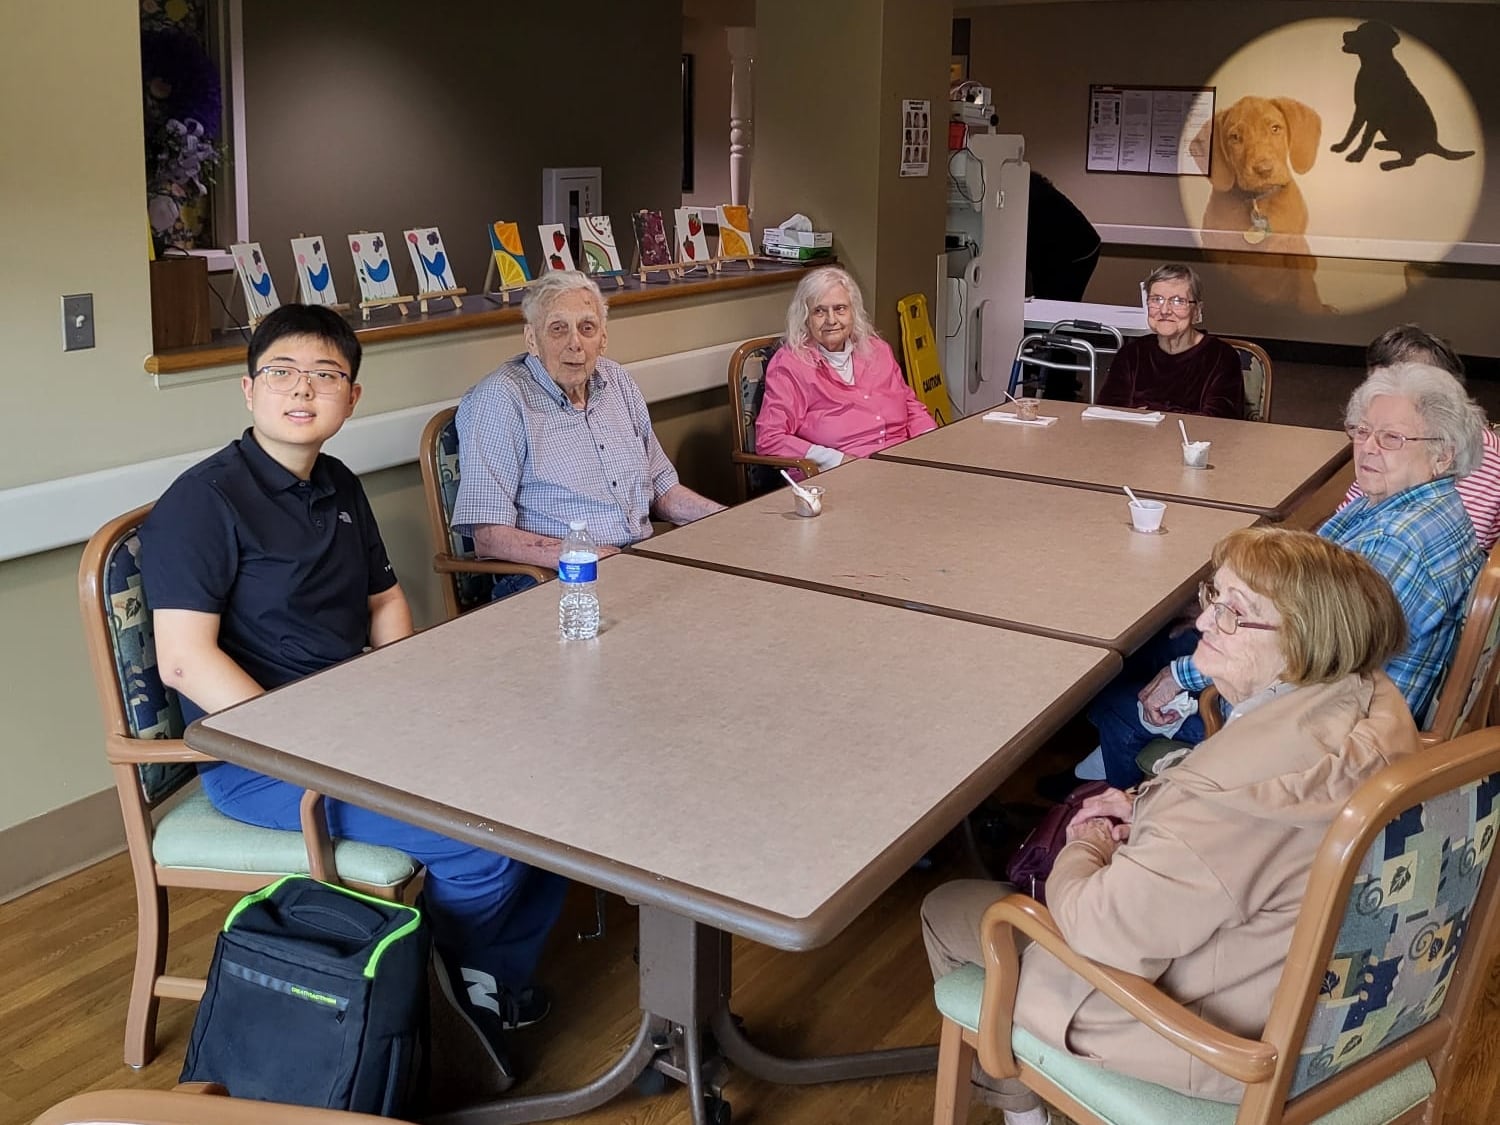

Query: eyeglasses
[1198,582,1279,636]
[1344,424,1442,452]
[254,365,353,396]
[1145,295,1197,311]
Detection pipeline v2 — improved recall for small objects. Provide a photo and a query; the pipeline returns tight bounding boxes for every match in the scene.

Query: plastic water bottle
[557,521,601,640]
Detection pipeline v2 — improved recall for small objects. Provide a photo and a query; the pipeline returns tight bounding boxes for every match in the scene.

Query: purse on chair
[1003,781,1112,903]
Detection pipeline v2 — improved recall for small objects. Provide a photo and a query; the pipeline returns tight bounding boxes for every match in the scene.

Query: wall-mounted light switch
[62,293,95,351]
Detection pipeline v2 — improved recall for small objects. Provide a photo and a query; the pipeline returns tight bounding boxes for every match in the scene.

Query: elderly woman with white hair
[451,271,724,597]
[754,266,935,472]
[1089,360,1486,790]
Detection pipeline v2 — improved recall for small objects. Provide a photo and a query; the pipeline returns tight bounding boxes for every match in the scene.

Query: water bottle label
[558,558,597,583]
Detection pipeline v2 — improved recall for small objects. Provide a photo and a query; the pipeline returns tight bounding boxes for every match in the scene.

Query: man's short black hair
[247,304,363,382]
[1365,324,1464,381]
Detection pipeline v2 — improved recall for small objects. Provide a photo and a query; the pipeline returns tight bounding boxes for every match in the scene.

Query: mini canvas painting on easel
[347,232,411,321]
[631,209,678,282]
[230,242,280,326]
[484,221,531,304]
[537,224,576,273]
[673,207,711,271]
[579,215,626,288]
[403,227,466,312]
[290,236,345,309]
[716,205,756,269]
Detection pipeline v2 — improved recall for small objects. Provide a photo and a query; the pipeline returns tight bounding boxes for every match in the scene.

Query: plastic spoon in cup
[1178,420,1191,445]
[1123,485,1143,506]
[780,468,815,501]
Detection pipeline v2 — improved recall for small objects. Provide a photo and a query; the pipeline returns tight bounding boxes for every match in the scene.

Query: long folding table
[188,555,1121,1125]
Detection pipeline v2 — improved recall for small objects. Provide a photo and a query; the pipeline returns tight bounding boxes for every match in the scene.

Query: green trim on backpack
[223,876,422,979]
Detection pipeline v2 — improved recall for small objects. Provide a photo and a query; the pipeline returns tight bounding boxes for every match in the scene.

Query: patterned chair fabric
[1292,772,1500,1095]
[436,417,500,613]
[1232,344,1268,423]
[736,339,784,497]
[104,530,193,806]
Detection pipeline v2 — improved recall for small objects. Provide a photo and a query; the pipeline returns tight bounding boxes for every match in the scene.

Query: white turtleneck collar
[819,343,855,384]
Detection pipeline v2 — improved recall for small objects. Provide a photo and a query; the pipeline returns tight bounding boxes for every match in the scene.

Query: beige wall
[960,0,1500,354]
[241,0,684,311]
[0,0,788,845]
[754,0,951,344]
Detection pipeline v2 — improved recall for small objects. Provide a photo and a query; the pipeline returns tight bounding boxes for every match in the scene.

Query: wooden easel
[632,248,684,284]
[589,268,628,291]
[359,294,413,322]
[416,286,465,314]
[481,255,530,305]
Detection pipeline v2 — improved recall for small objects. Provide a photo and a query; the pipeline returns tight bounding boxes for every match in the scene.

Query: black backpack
[181,875,429,1116]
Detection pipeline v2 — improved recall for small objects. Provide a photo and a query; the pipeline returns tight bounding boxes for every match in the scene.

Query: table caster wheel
[704,1094,731,1124]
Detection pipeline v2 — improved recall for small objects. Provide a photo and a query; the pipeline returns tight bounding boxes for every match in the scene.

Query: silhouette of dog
[1330,21,1474,170]
[1195,96,1325,311]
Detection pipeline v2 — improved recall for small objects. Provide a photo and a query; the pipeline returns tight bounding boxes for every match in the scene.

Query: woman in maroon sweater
[1097,264,1245,418]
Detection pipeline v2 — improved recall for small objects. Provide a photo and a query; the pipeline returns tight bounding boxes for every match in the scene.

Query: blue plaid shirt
[1174,476,1481,722]
[451,354,679,548]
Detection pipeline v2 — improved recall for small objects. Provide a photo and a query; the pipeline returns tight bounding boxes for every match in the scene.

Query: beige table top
[633,457,1256,653]
[190,555,1120,951]
[875,400,1352,520]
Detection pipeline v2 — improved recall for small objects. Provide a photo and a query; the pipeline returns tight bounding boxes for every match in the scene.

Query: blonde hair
[784,266,876,357]
[1211,527,1406,685]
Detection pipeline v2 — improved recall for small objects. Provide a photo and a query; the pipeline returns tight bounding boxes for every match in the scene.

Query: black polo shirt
[140,429,397,726]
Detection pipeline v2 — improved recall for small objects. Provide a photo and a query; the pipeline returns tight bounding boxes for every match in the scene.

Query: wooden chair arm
[37,1089,403,1125]
[977,895,1277,1086]
[731,451,821,478]
[1201,684,1224,736]
[298,789,337,884]
[432,554,553,584]
[105,734,214,766]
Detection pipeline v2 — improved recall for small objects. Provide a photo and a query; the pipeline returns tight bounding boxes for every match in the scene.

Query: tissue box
[763,242,833,261]
[763,228,833,249]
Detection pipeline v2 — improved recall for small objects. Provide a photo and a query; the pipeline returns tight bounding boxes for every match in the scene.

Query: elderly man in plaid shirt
[1086,360,1487,791]
[453,272,725,598]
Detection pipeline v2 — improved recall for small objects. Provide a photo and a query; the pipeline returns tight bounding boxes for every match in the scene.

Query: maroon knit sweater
[1096,333,1244,418]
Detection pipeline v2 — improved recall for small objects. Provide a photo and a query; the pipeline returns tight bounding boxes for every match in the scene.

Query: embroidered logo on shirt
[338,511,353,524]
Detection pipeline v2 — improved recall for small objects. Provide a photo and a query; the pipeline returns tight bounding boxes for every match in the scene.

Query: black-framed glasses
[1344,424,1443,452]
[1145,295,1196,311]
[254,365,353,396]
[1198,582,1279,635]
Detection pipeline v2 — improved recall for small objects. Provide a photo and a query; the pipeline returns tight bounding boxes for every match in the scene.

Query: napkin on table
[982,410,1058,427]
[1081,406,1166,425]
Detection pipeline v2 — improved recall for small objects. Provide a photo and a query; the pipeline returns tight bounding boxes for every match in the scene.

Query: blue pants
[1086,628,1206,789]
[490,573,539,601]
[202,763,568,992]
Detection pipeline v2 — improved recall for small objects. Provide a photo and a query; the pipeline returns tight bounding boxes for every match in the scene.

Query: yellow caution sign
[897,293,951,427]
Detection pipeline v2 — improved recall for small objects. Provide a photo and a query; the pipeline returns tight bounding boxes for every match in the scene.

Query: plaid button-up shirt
[1175,475,1482,723]
[452,354,680,548]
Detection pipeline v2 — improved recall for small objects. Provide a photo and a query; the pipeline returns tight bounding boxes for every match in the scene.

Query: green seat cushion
[152,787,416,888]
[933,964,1435,1125]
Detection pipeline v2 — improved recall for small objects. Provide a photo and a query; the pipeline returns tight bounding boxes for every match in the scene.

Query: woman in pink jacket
[755,266,936,472]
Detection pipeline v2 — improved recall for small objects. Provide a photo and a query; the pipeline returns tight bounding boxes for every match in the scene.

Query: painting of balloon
[403,227,459,294]
[290,236,340,306]
[537,223,577,273]
[348,232,401,301]
[230,241,281,322]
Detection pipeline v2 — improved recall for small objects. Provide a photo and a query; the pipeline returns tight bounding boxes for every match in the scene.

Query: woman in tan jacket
[922,527,1421,1123]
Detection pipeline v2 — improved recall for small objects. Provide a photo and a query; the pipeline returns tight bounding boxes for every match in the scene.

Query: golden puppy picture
[1197,94,1325,311]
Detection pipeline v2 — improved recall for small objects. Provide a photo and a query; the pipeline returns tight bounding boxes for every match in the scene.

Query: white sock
[1003,1107,1048,1125]
[1073,745,1106,780]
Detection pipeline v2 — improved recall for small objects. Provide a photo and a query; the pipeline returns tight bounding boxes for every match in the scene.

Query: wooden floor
[4,786,1499,1124]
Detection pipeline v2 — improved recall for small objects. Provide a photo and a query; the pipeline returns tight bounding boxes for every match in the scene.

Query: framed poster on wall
[1088,84,1214,176]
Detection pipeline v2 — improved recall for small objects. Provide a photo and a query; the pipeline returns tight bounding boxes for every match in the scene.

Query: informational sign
[1088,85,1214,176]
[901,98,931,178]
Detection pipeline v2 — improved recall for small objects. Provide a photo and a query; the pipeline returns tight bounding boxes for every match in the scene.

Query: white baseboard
[0,341,739,562]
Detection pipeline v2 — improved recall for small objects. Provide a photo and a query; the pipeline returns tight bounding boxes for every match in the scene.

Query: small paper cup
[1129,499,1166,533]
[1182,441,1211,468]
[793,486,825,518]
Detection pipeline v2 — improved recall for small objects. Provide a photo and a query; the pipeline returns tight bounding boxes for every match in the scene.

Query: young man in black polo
[140,304,566,1088]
